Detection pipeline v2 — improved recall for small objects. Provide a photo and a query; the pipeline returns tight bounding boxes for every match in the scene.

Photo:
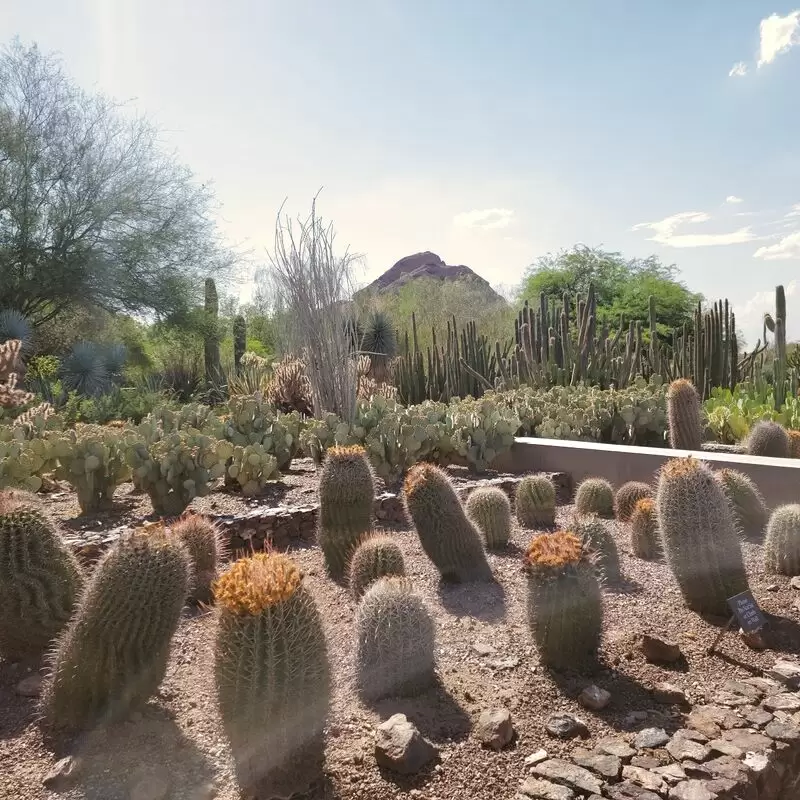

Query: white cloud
[754,231,800,260]
[632,211,757,248]
[725,195,744,204]
[787,203,800,218]
[758,10,800,67]
[737,281,799,344]
[728,62,748,77]
[452,208,515,230]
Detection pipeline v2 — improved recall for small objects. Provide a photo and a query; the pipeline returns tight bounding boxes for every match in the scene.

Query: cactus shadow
[603,576,644,596]
[436,576,507,623]
[763,612,800,655]
[0,660,41,740]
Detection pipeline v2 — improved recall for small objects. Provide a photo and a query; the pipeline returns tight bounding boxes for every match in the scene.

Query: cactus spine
[348,534,406,600]
[763,505,800,575]
[656,457,748,615]
[42,525,190,730]
[746,420,791,459]
[715,468,768,539]
[515,474,556,528]
[614,481,653,523]
[574,477,615,519]
[355,576,436,701]
[172,513,226,604]
[233,314,247,376]
[0,504,83,661]
[317,445,375,581]
[214,553,330,798]
[572,515,621,584]
[667,378,704,450]
[466,486,512,549]
[523,531,603,670]
[404,463,492,582]
[629,498,660,560]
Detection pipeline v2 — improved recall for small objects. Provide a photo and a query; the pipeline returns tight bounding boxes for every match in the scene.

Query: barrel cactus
[172,513,226,604]
[629,498,660,560]
[614,481,653,523]
[317,445,375,581]
[466,486,512,549]
[574,477,615,519]
[404,463,492,582]
[214,553,330,798]
[348,534,406,599]
[42,525,190,730]
[715,468,768,539]
[572,514,621,584]
[656,457,748,615]
[0,504,83,661]
[667,379,703,450]
[523,530,603,670]
[763,505,800,575]
[355,576,436,701]
[746,421,791,459]
[515,474,556,528]
[789,430,800,458]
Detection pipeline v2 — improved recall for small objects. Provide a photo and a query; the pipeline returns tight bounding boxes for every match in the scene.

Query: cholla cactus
[266,355,313,417]
[0,340,33,409]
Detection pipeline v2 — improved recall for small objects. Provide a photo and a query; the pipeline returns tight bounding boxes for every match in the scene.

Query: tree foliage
[0,39,236,324]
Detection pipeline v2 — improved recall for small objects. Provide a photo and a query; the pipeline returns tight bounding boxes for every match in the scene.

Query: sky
[2,1,800,345]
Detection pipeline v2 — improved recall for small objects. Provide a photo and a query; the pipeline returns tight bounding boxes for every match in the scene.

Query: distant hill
[356,251,505,302]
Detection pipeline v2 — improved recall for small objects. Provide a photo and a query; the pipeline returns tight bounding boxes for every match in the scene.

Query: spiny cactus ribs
[666,378,703,451]
[715,468,768,539]
[746,420,791,459]
[764,505,800,576]
[515,474,557,528]
[629,498,660,560]
[466,486,511,549]
[214,553,330,799]
[572,514,621,584]
[574,477,615,519]
[614,481,653,523]
[172,512,226,604]
[348,533,406,599]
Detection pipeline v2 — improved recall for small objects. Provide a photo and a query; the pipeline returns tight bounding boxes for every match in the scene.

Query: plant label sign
[728,591,767,633]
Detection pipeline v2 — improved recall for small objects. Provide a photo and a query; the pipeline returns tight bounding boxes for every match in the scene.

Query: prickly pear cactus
[404,463,492,583]
[0,504,83,661]
[214,553,330,799]
[574,477,615,519]
[222,394,297,470]
[629,498,660,560]
[715,468,768,539]
[42,525,190,730]
[746,420,791,459]
[0,438,51,492]
[227,443,279,496]
[667,379,703,450]
[523,531,603,670]
[515,474,556,528]
[763,505,800,575]
[466,487,512,549]
[348,534,406,599]
[614,481,653,523]
[172,513,226,604]
[448,394,520,473]
[355,576,436,701]
[572,514,621,584]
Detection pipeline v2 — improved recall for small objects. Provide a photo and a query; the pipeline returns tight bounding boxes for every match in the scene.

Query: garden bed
[2,490,800,799]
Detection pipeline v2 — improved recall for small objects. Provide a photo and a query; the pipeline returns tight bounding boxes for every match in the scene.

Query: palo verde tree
[0,39,236,325]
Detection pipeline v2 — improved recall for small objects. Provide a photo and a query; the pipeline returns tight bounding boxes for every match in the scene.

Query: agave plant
[60,341,110,397]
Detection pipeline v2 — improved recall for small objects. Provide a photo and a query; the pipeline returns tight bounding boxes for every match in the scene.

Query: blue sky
[2,1,799,344]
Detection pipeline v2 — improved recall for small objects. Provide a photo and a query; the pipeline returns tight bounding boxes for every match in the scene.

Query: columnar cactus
[667,379,703,450]
[348,534,406,599]
[746,420,791,459]
[317,445,375,581]
[572,515,621,584]
[466,486,512,549]
[204,278,222,389]
[515,474,556,528]
[172,513,226,604]
[42,525,190,730]
[715,468,768,539]
[404,463,492,582]
[629,498,660,560]
[574,477,615,519]
[355,576,435,701]
[523,531,603,670]
[233,315,247,376]
[614,481,653,523]
[656,457,748,615]
[0,504,83,661]
[763,505,800,575]
[214,553,330,799]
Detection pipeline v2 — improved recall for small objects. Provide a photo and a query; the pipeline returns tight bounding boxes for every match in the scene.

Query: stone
[545,713,589,739]
[43,756,82,792]
[130,774,169,800]
[686,705,739,737]
[621,765,666,792]
[472,640,496,656]
[634,727,669,750]
[702,755,749,782]
[665,733,710,762]
[742,706,773,727]
[475,708,514,751]
[764,719,800,742]
[571,748,621,779]
[668,781,715,800]
[374,714,438,775]
[722,679,764,701]
[710,690,752,708]
[606,780,663,800]
[743,751,769,772]
[741,629,767,650]
[596,737,636,760]
[631,755,665,769]
[525,748,550,766]
[654,763,687,784]
[790,575,800,590]
[721,728,772,752]
[15,673,43,697]
[623,711,648,728]
[742,676,782,695]
[533,759,603,796]
[762,692,800,712]
[578,684,611,711]
[707,738,743,758]
[767,659,800,690]
[654,682,687,705]
[518,777,575,800]
[640,634,682,664]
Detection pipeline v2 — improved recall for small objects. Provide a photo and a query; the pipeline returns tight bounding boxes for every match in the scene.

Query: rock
[621,765,666,792]
[524,749,550,766]
[640,634,682,664]
[721,679,764,701]
[668,781,716,800]
[578,684,611,711]
[606,781,663,800]
[707,738,743,758]
[767,659,800,690]
[596,737,636,760]
[740,629,767,650]
[623,710,648,729]
[571,748,622,779]
[654,763,687,783]
[472,640,496,656]
[653,682,687,705]
[488,656,520,670]
[764,719,800,742]
[518,777,575,800]
[43,756,82,792]
[742,676,783,695]
[710,690,751,708]
[634,727,669,750]
[762,692,800,712]
[765,583,779,591]
[533,759,603,796]
[475,708,514,751]
[130,774,170,800]
[742,706,773,727]
[743,751,769,772]
[374,714,438,775]
[545,713,589,739]
[15,673,43,697]
[790,575,800,590]
[665,733,710,762]
[686,706,738,737]
[720,728,772,753]
[631,755,664,770]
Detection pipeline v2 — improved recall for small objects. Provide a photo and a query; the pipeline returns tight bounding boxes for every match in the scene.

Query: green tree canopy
[0,39,238,325]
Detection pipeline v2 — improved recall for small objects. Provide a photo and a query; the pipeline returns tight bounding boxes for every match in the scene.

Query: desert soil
[1,471,799,800]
